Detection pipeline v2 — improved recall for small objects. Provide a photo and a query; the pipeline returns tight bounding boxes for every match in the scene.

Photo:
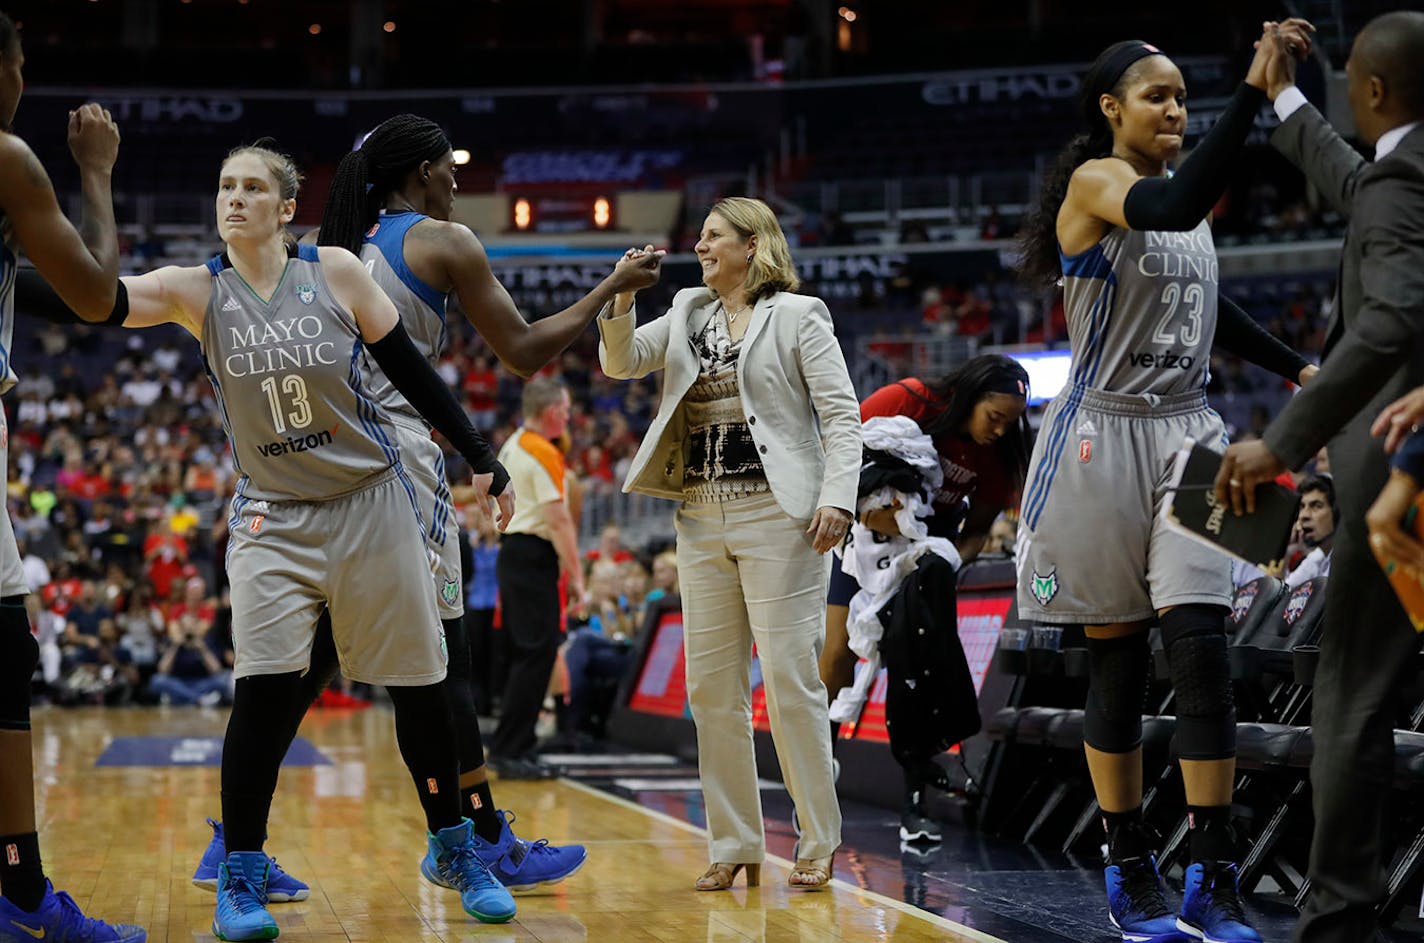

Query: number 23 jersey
[199,245,401,503]
[1058,218,1217,396]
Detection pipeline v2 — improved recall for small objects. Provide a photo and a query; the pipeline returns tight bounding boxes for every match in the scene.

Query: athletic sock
[0,832,44,912]
[1102,806,1152,862]
[461,780,502,843]
[1186,804,1237,862]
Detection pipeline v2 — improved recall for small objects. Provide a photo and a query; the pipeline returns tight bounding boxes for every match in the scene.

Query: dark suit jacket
[1263,106,1424,518]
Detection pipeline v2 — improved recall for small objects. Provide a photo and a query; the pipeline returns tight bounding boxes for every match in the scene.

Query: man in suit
[1215,12,1424,941]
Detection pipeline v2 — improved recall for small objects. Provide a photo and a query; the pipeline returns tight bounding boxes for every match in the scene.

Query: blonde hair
[707,197,800,301]
[222,140,304,245]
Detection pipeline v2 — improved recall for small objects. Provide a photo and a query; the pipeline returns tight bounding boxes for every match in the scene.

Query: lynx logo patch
[1030,568,1059,606]
[295,282,317,305]
[441,578,460,607]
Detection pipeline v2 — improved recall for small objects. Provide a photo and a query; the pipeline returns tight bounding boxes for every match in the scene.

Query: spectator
[1285,476,1335,588]
[584,523,634,566]
[147,597,232,707]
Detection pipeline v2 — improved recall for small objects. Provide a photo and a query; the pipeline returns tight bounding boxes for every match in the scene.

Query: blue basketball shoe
[0,880,146,942]
[1104,855,1182,943]
[192,819,310,902]
[421,819,516,924]
[211,852,278,942]
[469,811,586,891]
[1177,862,1261,942]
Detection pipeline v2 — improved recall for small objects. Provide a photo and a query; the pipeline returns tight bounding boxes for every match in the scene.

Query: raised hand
[611,244,665,294]
[68,102,120,174]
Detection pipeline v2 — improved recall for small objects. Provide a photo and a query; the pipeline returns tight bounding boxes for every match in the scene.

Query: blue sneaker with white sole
[421,810,586,893]
[1177,862,1261,942]
[0,880,146,942]
[1104,855,1183,943]
[422,819,516,923]
[192,819,310,902]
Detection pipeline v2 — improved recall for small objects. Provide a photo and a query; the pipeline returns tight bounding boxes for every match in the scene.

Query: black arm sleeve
[364,320,509,496]
[15,269,129,326]
[1213,292,1310,383]
[1122,83,1266,232]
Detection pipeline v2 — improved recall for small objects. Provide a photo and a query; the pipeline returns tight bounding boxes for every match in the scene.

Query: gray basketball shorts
[393,422,463,620]
[0,419,28,598]
[1016,387,1232,625]
[225,468,447,686]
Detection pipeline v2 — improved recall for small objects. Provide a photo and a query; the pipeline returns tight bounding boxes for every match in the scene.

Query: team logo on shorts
[250,514,265,535]
[440,578,460,607]
[1029,568,1059,606]
[295,282,317,305]
[1079,439,1092,463]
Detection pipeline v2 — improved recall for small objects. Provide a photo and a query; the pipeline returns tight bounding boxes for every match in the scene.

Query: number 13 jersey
[199,244,402,502]
[1058,218,1218,396]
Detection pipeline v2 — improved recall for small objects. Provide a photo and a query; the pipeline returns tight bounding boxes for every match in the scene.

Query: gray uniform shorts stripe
[1017,387,1231,625]
[226,469,446,685]
[392,421,463,619]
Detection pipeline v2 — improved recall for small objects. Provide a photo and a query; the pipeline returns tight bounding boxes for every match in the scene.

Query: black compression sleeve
[15,270,128,326]
[1213,292,1310,383]
[1122,83,1266,232]
[364,319,509,496]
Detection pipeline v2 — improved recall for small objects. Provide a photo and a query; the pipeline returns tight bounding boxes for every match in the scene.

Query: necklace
[722,301,751,326]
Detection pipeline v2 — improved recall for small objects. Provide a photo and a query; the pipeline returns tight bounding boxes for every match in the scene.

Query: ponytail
[318,113,452,255]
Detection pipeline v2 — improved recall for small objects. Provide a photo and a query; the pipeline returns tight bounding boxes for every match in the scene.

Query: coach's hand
[807,506,853,555]
[1215,439,1287,517]
[1372,385,1424,455]
[472,471,516,533]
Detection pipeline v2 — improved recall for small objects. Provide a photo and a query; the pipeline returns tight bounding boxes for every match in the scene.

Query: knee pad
[1083,632,1152,754]
[1160,605,1236,760]
[0,597,37,730]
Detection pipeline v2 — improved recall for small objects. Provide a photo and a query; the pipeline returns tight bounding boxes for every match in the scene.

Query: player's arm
[1212,291,1312,384]
[322,245,511,497]
[956,501,1002,564]
[15,262,206,336]
[434,222,662,376]
[0,109,120,319]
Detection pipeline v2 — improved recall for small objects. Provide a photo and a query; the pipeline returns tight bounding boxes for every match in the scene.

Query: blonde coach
[598,197,860,891]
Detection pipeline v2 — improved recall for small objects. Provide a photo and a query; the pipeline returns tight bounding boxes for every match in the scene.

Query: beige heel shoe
[694,862,761,891]
[788,854,834,890]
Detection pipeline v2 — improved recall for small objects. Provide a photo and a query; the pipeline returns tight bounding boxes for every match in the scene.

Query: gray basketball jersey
[1059,219,1218,396]
[358,212,449,430]
[0,239,19,396]
[200,245,401,502]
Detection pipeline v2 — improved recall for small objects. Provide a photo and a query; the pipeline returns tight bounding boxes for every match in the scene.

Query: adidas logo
[1076,418,1097,436]
[221,297,241,312]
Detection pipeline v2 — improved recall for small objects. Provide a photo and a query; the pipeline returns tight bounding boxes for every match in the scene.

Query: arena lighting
[513,198,532,230]
[838,6,858,22]
[452,149,471,166]
[308,23,322,35]
[592,197,611,229]
[383,20,396,33]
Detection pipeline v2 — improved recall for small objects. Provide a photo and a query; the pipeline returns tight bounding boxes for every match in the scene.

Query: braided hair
[1017,41,1166,287]
[318,114,452,254]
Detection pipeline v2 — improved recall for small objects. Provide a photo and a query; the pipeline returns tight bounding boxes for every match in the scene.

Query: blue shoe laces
[49,889,117,935]
[444,842,501,891]
[221,873,270,915]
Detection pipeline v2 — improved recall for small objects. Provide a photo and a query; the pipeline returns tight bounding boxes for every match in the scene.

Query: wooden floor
[27,706,1004,943]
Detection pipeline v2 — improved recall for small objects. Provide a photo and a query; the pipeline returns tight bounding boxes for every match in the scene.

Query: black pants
[489,533,562,760]
[467,607,499,716]
[1296,514,1420,942]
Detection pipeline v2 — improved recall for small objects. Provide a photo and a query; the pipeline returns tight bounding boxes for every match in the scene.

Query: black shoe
[488,756,563,780]
[898,810,942,843]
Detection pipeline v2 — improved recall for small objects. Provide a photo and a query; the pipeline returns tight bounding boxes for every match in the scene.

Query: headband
[1081,40,1166,125]
[984,367,1030,399]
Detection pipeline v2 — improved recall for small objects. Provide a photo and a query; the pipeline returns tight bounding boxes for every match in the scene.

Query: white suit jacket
[597,287,861,521]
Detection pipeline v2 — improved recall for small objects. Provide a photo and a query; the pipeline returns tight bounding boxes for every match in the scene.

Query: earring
[746,253,753,264]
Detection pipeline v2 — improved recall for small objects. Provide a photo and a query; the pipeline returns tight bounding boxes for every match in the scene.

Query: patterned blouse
[682,306,769,503]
